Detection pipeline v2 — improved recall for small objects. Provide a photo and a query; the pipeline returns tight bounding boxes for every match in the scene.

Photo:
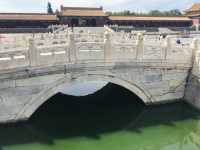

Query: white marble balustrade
[0,31,195,71]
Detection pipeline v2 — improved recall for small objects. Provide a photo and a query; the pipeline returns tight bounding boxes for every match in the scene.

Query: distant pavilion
[0,13,58,28]
[185,3,200,30]
[56,6,192,28]
[108,16,192,28]
[58,6,108,27]
[0,5,196,33]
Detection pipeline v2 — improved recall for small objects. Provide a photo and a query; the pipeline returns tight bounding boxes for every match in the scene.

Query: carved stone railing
[33,33,68,47]
[191,39,200,76]
[0,36,28,51]
[0,32,194,71]
[0,48,29,70]
[74,33,104,43]
[49,24,69,33]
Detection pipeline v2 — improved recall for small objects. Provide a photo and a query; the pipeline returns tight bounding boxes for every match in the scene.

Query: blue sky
[0,0,199,13]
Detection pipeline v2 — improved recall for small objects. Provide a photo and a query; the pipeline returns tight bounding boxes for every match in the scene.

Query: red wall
[193,18,200,25]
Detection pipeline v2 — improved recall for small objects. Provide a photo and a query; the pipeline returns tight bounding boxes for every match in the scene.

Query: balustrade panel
[76,42,105,62]
[112,43,137,60]
[74,33,104,43]
[0,37,28,51]
[36,45,69,66]
[143,42,163,60]
[0,49,29,70]
[166,39,192,63]
[34,33,68,47]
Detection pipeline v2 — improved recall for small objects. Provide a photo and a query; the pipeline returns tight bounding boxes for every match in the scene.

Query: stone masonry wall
[0,63,190,124]
[185,39,200,109]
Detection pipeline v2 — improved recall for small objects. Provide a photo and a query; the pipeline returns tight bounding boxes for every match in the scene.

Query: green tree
[47,2,54,14]
[106,11,113,16]
[148,10,163,16]
[168,9,182,16]
[105,9,182,17]
[123,10,131,16]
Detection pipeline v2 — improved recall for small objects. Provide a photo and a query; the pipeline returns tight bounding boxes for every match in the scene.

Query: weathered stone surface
[15,74,64,87]
[184,45,200,109]
[185,75,200,109]
[0,64,190,124]
[144,74,162,83]
[0,80,16,90]
[0,31,194,124]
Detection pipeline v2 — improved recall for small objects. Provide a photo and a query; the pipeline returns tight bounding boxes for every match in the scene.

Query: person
[176,39,181,44]
[71,24,75,32]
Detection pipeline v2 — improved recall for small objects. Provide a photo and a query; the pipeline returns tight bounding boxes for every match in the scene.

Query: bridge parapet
[0,32,193,72]
[191,39,200,76]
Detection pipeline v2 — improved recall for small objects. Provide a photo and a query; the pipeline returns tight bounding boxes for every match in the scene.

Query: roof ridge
[0,13,56,15]
[186,3,200,12]
[109,16,188,18]
[60,6,103,11]
[108,16,191,21]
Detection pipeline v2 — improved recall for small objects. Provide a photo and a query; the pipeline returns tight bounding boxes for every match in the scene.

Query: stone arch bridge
[0,31,197,123]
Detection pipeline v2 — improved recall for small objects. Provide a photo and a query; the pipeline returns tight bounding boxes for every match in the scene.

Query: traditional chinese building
[0,13,58,28]
[58,6,108,27]
[185,3,200,30]
[0,5,195,33]
[0,13,58,33]
[108,16,192,28]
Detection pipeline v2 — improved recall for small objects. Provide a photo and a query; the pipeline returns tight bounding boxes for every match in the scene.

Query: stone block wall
[185,39,200,109]
[184,74,200,109]
[0,63,190,124]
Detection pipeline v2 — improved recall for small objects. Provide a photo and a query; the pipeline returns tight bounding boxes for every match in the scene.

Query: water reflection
[0,83,200,150]
[59,81,108,96]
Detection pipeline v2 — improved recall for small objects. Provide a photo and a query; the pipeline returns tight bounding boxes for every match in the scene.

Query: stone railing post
[28,38,37,67]
[68,32,76,62]
[136,33,144,60]
[196,24,199,31]
[104,31,112,62]
[40,34,45,40]
[191,38,198,60]
[162,36,172,60]
[191,38,199,75]
[165,36,172,49]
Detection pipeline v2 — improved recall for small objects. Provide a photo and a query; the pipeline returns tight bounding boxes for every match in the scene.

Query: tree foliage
[106,9,182,17]
[47,2,54,14]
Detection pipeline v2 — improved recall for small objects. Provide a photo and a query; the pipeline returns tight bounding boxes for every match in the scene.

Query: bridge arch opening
[59,81,108,97]
[27,82,146,140]
[16,74,152,121]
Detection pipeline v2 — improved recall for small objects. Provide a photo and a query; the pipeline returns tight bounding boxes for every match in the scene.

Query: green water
[1,83,200,150]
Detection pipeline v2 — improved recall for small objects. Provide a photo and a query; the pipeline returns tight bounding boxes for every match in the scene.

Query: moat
[1,83,200,150]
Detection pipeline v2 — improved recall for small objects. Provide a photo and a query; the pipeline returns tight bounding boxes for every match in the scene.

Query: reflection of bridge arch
[15,73,153,121]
